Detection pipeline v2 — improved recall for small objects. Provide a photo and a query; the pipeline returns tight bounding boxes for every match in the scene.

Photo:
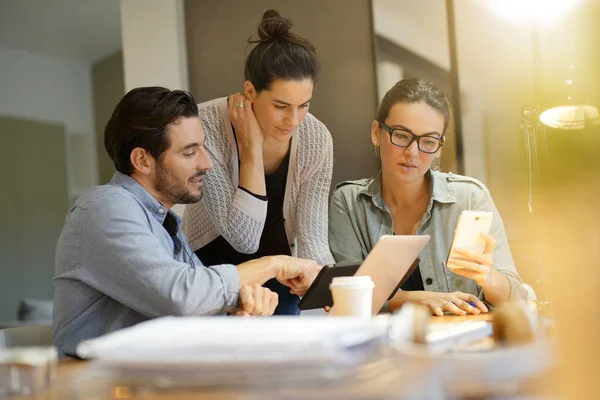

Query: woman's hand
[390,290,488,316]
[448,233,516,304]
[228,93,263,157]
[447,233,495,287]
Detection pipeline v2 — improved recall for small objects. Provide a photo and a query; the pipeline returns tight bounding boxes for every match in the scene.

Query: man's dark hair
[104,87,199,175]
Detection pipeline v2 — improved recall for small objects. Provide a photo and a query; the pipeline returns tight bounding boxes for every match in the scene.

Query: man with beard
[53,87,321,356]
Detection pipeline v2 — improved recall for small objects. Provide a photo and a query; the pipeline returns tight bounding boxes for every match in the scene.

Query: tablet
[298,258,421,310]
[298,261,361,310]
[331,235,430,316]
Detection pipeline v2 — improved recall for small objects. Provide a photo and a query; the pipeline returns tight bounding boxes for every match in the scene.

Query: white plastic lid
[329,275,375,289]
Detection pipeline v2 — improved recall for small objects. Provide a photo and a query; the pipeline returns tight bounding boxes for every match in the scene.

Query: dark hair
[244,9,320,92]
[377,78,452,135]
[104,87,199,175]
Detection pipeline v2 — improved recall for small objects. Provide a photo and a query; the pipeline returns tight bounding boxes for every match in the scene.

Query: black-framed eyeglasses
[379,121,445,154]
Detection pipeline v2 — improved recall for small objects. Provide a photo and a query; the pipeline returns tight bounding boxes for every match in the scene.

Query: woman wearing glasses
[183,10,334,315]
[328,78,527,316]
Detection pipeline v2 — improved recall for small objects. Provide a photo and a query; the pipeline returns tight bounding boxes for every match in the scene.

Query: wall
[0,45,97,318]
[373,0,450,71]
[0,46,95,135]
[185,0,380,187]
[120,0,189,91]
[0,118,68,320]
[0,45,98,198]
[92,51,125,184]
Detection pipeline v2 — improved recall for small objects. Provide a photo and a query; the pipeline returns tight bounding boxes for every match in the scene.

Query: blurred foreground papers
[72,315,440,398]
[76,316,391,365]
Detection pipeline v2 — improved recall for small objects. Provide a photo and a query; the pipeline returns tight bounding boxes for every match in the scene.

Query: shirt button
[158,208,165,214]
[425,278,433,285]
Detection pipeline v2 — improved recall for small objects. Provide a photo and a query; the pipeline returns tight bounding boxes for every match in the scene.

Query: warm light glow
[483,0,582,24]
[540,105,599,130]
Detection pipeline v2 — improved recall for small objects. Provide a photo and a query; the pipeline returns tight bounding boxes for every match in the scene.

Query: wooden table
[9,314,495,400]
[430,313,492,324]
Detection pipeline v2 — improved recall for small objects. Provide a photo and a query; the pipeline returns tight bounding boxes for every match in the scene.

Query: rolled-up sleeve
[75,192,240,317]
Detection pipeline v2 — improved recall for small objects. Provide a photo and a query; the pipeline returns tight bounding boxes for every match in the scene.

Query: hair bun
[257,9,292,42]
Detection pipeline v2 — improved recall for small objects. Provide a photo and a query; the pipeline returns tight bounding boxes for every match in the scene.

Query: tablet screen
[298,262,360,310]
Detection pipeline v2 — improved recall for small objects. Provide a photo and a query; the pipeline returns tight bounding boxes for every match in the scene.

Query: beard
[154,160,205,205]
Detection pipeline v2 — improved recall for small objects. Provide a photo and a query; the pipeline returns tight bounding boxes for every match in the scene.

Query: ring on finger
[235,101,244,108]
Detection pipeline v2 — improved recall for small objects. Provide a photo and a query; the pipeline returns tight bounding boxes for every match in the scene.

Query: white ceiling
[0,0,122,64]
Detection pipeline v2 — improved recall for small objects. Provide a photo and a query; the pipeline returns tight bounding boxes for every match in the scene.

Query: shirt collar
[429,170,456,204]
[358,169,456,212]
[109,171,182,226]
[358,170,386,210]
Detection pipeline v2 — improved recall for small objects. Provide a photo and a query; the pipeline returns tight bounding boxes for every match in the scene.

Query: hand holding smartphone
[447,211,497,289]
[448,211,493,259]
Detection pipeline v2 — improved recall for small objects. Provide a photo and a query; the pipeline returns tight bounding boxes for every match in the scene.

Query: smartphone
[448,211,493,258]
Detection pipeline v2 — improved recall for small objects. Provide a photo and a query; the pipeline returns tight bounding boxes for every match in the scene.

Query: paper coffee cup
[329,276,375,317]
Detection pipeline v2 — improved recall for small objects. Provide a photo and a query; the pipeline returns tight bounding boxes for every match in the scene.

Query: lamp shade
[539,104,599,130]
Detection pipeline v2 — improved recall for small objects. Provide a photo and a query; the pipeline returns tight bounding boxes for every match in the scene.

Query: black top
[400,265,425,291]
[194,150,300,315]
[393,230,424,291]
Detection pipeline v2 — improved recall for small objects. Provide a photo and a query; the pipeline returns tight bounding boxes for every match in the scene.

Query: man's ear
[130,147,154,175]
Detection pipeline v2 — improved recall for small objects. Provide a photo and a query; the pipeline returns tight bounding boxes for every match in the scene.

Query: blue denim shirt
[53,172,240,355]
[328,170,527,301]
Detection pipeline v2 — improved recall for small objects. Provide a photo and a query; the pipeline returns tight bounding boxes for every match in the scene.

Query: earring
[431,157,441,171]
[374,145,380,158]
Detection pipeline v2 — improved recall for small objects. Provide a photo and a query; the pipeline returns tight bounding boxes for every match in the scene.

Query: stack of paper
[76,316,390,365]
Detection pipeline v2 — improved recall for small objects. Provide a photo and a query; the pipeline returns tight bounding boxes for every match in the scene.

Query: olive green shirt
[328,170,526,301]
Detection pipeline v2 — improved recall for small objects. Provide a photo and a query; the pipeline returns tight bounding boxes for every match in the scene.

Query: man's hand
[235,256,321,297]
[273,256,321,296]
[232,285,278,316]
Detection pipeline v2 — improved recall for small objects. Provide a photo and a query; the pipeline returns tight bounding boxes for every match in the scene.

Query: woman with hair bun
[183,10,334,315]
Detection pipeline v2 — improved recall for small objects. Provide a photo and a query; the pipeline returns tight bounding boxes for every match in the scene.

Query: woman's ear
[130,147,153,175]
[244,81,257,101]
[371,120,381,147]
